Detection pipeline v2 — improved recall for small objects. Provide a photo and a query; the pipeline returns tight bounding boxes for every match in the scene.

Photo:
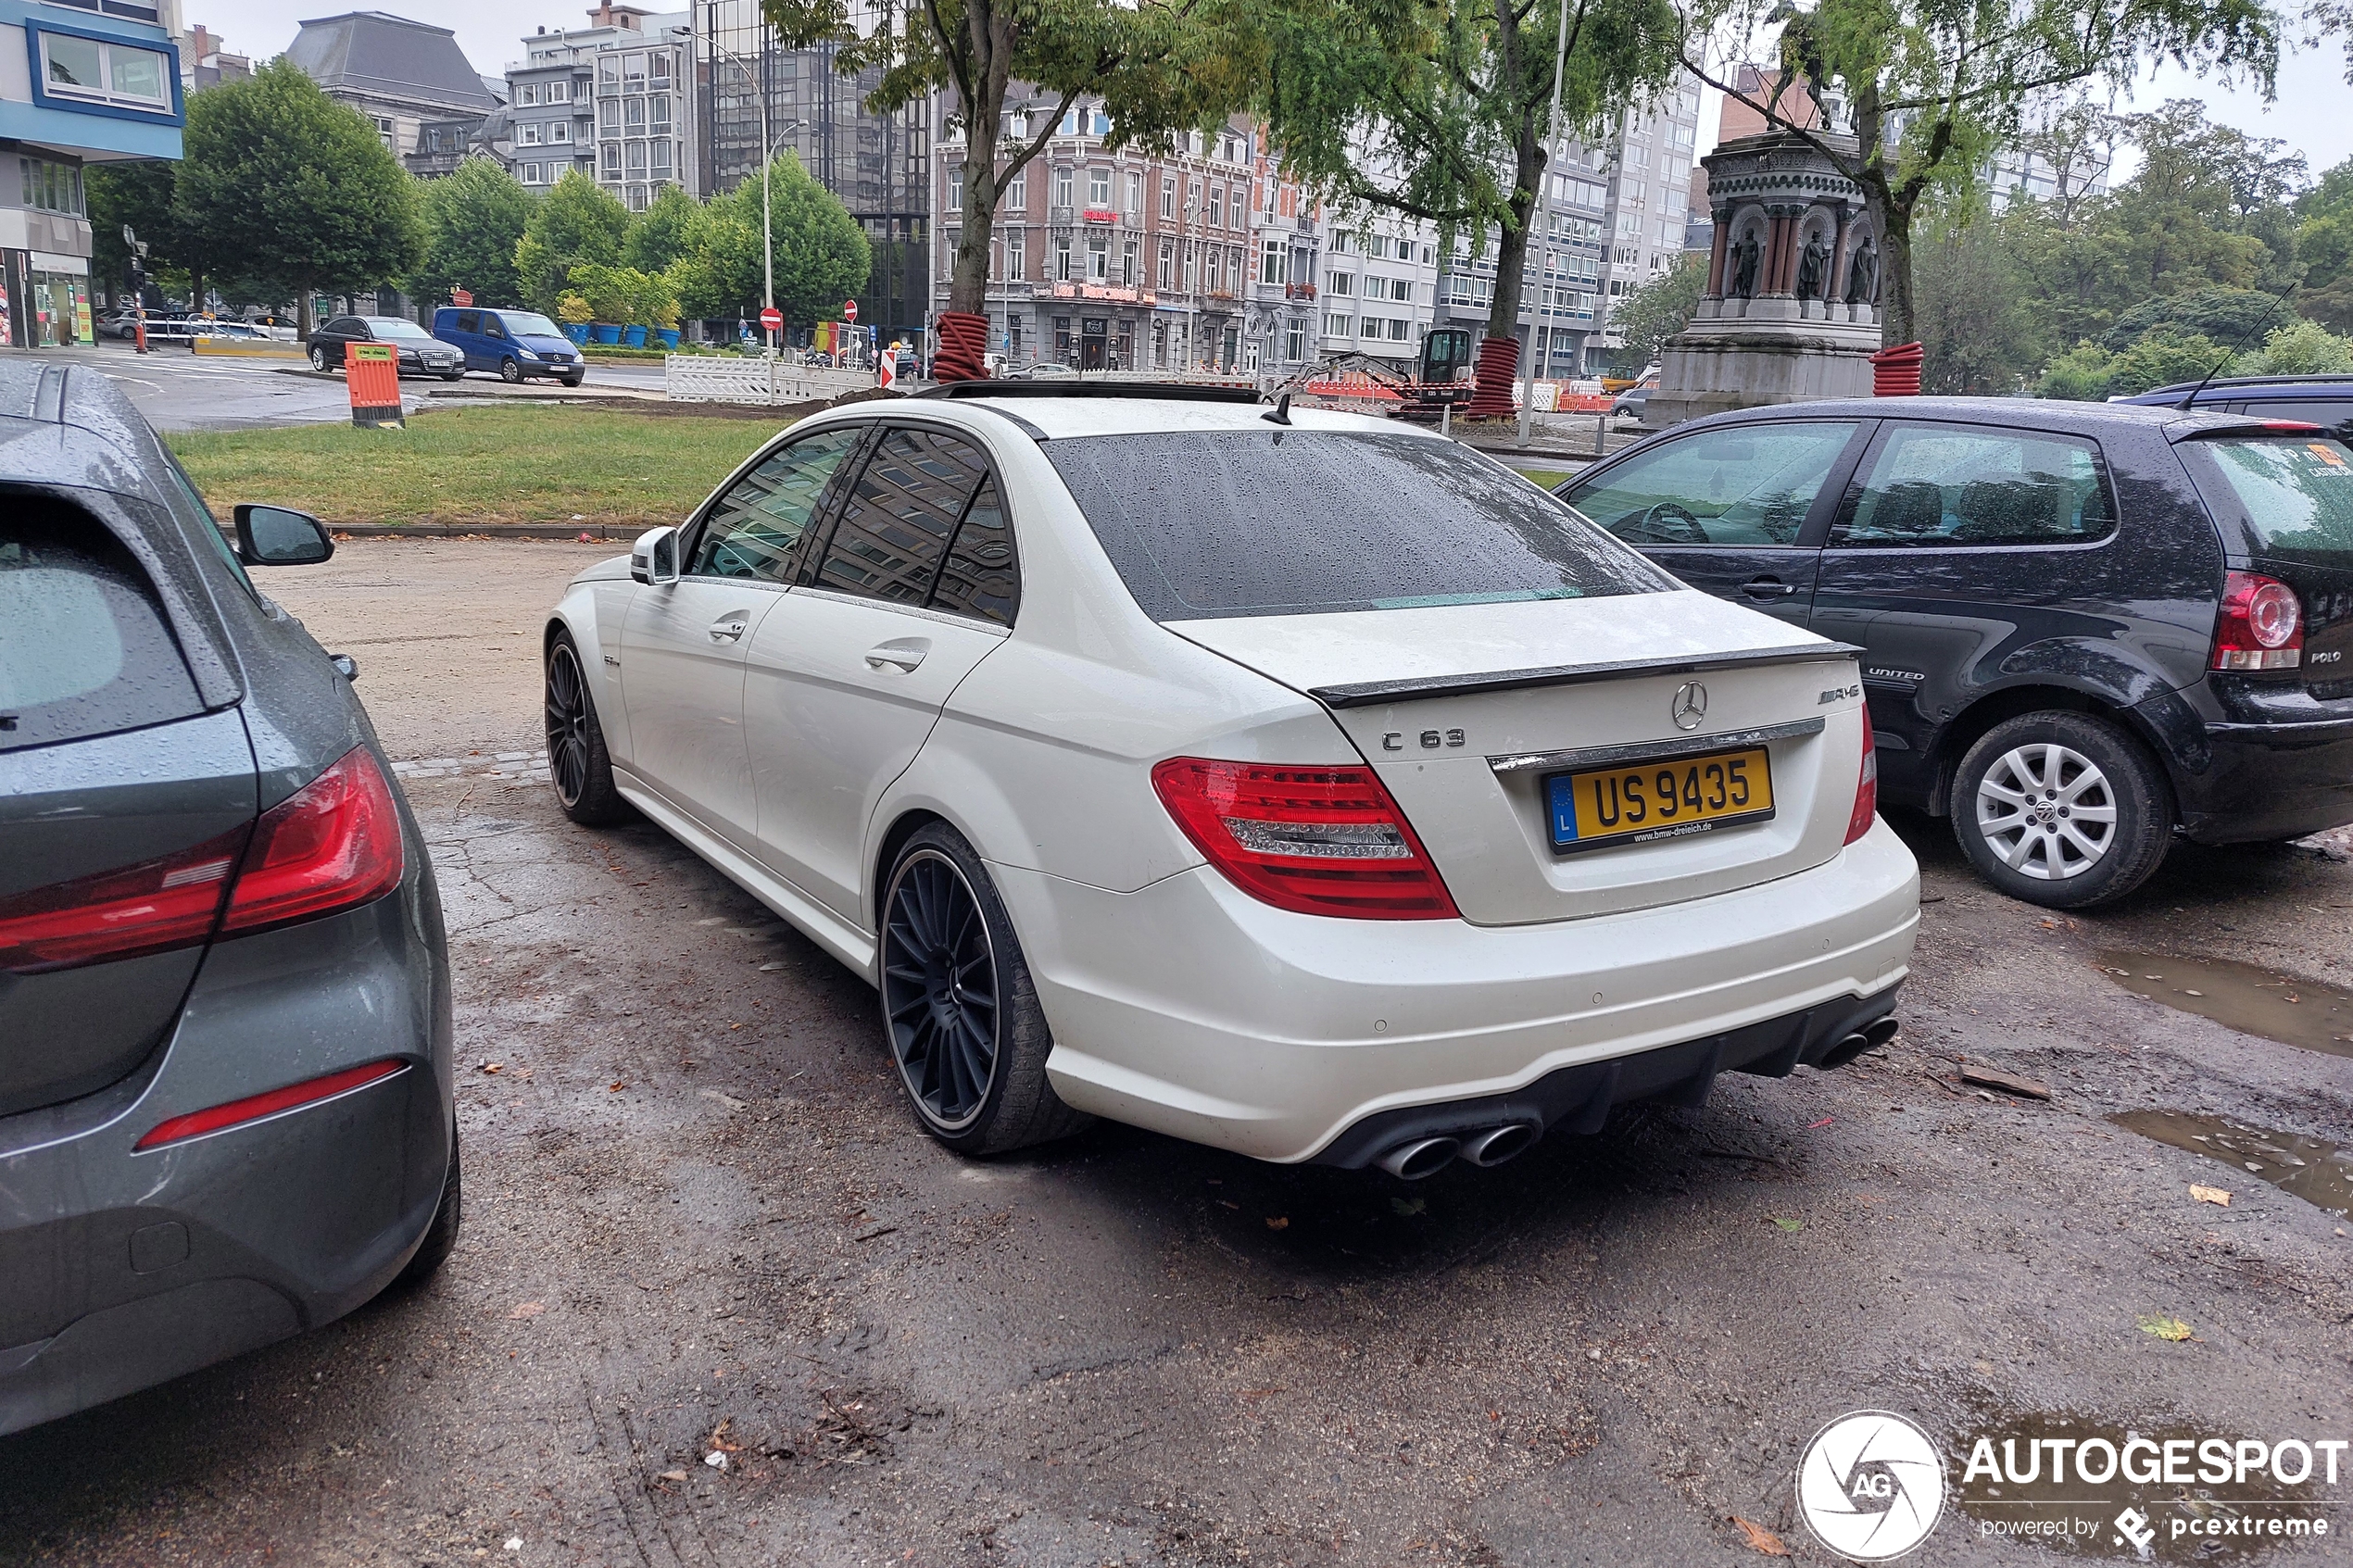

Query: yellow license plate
[1546,746,1776,853]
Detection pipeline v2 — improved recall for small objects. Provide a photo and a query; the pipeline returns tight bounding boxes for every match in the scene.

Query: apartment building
[2,0,184,346]
[1316,215,1441,368]
[286,11,497,173]
[509,6,693,207]
[1431,81,1703,375]
[1243,144,1320,373]
[931,99,1262,373]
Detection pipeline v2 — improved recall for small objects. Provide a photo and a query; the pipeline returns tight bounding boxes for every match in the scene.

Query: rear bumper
[1000,817,1920,1163]
[0,860,452,1436]
[2173,713,2353,844]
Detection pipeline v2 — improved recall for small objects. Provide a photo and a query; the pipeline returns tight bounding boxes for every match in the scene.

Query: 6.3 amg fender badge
[1671,681,1708,731]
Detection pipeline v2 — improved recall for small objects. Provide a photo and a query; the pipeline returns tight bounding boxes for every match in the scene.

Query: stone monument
[1646,130,1883,427]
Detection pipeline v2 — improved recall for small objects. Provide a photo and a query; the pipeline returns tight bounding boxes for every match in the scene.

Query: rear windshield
[2196,437,2353,561]
[1045,429,1674,621]
[1,497,203,752]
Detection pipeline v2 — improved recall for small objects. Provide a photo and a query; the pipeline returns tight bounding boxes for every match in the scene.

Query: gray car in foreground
[0,359,457,1435]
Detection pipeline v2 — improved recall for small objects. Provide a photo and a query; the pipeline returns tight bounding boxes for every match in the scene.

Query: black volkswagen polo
[1554,397,2353,908]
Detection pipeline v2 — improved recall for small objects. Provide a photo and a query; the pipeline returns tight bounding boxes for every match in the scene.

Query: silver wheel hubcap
[1975,742,2117,881]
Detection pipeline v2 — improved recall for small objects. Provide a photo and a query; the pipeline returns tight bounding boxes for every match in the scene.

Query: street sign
[842,299,858,322]
[450,287,473,307]
[876,349,896,392]
[759,306,783,332]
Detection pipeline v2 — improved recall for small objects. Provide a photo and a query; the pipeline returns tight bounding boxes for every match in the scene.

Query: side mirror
[631,525,681,585]
[233,504,333,566]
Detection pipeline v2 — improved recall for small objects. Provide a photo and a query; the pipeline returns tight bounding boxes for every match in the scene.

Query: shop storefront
[3,252,95,348]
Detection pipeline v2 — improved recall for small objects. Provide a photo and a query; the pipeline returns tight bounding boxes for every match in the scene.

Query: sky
[202,0,2352,180]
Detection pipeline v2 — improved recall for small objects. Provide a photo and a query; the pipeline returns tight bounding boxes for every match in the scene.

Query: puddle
[2095,949,2353,1059]
[2109,1110,2352,1219]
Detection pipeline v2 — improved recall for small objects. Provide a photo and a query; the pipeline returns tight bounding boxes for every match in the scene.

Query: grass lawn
[167,404,776,528]
[1510,467,1573,490]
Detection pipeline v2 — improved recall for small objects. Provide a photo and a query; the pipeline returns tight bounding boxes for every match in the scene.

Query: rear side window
[2233,400,2353,437]
[1567,421,1857,546]
[453,310,480,333]
[1833,425,2117,547]
[1047,429,1672,621]
[1,499,203,752]
[927,479,1018,626]
[809,427,991,605]
[2196,437,2353,561]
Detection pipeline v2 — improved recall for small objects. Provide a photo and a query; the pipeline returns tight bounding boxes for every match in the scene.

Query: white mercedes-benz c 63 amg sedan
[541,384,1919,1178]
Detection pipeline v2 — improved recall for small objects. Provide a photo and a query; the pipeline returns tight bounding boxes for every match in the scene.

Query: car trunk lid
[1168,589,1869,924]
[2178,432,2353,693]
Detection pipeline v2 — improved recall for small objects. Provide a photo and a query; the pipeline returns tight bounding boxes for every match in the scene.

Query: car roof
[919,390,1428,442]
[2124,374,2353,400]
[1668,395,2257,439]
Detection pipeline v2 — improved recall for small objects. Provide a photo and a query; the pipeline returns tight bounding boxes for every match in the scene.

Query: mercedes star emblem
[1671,680,1708,731]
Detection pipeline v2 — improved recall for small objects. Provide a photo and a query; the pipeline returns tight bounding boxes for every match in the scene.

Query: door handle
[708,615,749,643]
[864,642,927,672]
[1739,578,1799,598]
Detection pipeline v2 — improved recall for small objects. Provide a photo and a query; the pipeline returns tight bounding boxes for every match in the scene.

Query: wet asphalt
[1,540,2347,1567]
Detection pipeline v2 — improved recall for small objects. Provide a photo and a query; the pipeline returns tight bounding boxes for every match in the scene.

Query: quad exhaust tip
[1378,1135,1462,1180]
[1377,1122,1541,1179]
[1460,1122,1539,1168]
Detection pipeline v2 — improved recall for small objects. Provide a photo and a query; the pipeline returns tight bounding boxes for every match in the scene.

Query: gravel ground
[2,540,2347,1568]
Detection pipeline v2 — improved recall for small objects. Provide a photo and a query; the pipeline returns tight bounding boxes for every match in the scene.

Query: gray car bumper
[0,856,453,1436]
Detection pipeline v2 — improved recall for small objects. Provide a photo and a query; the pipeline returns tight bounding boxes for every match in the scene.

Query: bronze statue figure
[1730,229,1763,299]
[1844,238,1879,305]
[1796,232,1829,300]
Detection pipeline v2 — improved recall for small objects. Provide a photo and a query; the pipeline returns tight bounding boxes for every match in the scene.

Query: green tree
[1259,0,1680,360]
[2238,317,2353,375]
[514,169,630,314]
[764,0,1242,323]
[1607,252,1705,369]
[86,160,181,306]
[2099,284,2279,352]
[2295,157,2353,332]
[623,183,702,273]
[412,157,535,309]
[2038,340,2117,400]
[1914,216,2037,393]
[171,59,424,333]
[665,153,869,326]
[1681,0,2282,351]
[2108,327,2228,395]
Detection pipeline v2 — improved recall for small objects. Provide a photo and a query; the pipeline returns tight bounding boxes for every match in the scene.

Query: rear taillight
[0,746,403,975]
[1843,704,1879,847]
[221,746,406,935]
[2212,571,2304,671]
[1151,758,1460,920]
[0,828,246,973]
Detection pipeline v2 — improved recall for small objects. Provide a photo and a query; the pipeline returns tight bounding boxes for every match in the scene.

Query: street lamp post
[704,13,805,352]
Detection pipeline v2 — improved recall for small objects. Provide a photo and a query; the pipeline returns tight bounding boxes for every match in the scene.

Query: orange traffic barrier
[346,341,403,428]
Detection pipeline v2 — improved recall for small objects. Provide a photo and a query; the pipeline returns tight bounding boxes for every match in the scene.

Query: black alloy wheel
[875,824,1088,1154]
[882,848,1000,1134]
[543,633,630,824]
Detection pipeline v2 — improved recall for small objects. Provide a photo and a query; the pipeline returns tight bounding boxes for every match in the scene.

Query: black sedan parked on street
[0,358,458,1434]
[1554,397,2353,907]
[306,315,464,379]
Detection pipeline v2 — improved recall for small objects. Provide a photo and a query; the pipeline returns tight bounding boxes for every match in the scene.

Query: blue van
[430,307,585,386]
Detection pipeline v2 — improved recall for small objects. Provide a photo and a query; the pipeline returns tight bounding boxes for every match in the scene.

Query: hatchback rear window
[1,498,204,752]
[1045,430,1673,621]
[2196,437,2353,561]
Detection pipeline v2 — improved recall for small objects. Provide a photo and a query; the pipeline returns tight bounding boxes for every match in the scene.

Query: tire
[439,371,462,382]
[498,358,524,383]
[309,344,331,372]
[1950,710,2173,909]
[561,374,584,388]
[878,822,1088,1155]
[544,631,633,825]
[393,1132,461,1287]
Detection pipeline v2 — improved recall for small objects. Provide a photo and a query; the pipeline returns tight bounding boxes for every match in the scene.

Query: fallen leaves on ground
[1770,1217,1805,1233]
[507,1301,545,1320]
[2136,1314,2194,1341]
[1731,1515,1793,1556]
[2190,1185,2233,1207]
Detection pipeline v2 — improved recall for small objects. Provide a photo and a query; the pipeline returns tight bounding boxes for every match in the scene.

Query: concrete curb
[332,522,645,541]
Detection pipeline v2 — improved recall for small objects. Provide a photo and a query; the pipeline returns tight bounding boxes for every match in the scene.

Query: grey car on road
[0,358,458,1435]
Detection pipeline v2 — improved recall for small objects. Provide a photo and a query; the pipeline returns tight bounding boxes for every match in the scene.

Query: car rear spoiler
[1308,643,1866,709]
[2171,419,2328,443]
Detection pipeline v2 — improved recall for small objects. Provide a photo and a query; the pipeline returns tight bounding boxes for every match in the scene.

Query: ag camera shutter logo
[1795,1411,1947,1560]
